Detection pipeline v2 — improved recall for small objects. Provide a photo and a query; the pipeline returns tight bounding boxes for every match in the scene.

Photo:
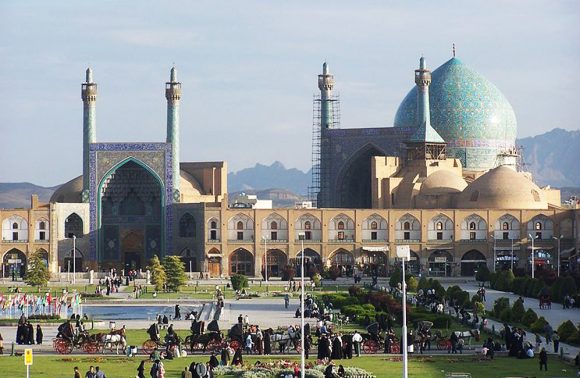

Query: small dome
[420,170,467,196]
[457,166,547,209]
[394,58,517,171]
[50,176,83,203]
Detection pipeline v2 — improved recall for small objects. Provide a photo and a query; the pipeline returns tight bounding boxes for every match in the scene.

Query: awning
[362,246,388,252]
[561,247,576,259]
[426,246,453,250]
[526,246,554,250]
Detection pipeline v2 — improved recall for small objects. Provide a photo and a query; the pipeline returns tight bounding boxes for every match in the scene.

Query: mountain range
[1,128,578,208]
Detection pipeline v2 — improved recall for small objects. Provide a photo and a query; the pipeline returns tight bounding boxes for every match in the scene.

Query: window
[210,230,217,240]
[236,221,244,230]
[403,222,410,231]
[469,222,476,230]
[338,231,345,240]
[210,221,217,229]
[338,221,345,230]
[470,232,476,240]
[371,231,378,240]
[12,232,18,241]
[237,231,244,240]
[535,222,542,230]
[502,222,509,230]
[12,222,18,229]
[270,221,278,230]
[39,222,46,230]
[371,221,378,230]
[437,232,443,240]
[404,231,410,240]
[391,193,395,206]
[436,222,443,231]
[470,190,479,202]
[503,232,509,240]
[305,221,311,230]
[271,231,277,241]
[305,231,312,240]
[39,231,46,240]
[65,213,83,238]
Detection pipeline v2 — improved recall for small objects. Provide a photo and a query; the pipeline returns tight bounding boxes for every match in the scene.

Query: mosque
[0,53,577,278]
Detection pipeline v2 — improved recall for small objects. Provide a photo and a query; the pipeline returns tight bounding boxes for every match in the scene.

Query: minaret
[165,66,182,196]
[81,68,97,198]
[318,62,335,129]
[406,57,446,160]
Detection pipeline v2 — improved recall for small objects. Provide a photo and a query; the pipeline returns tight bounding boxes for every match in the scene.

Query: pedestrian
[209,352,219,369]
[27,322,34,345]
[181,367,192,378]
[284,293,290,309]
[232,347,243,366]
[264,329,272,355]
[256,326,264,355]
[36,324,43,344]
[480,288,486,302]
[150,360,159,378]
[245,333,254,354]
[238,314,243,325]
[74,366,81,378]
[137,361,146,378]
[304,335,311,359]
[539,347,548,371]
[95,366,106,378]
[324,361,335,378]
[244,314,249,328]
[157,360,166,378]
[553,331,560,354]
[175,304,181,320]
[85,366,95,378]
[535,333,542,352]
[352,330,362,357]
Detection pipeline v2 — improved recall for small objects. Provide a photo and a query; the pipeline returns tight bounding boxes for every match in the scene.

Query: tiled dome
[394,58,517,171]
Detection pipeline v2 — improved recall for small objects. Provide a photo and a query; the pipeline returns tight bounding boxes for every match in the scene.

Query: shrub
[327,266,340,280]
[348,285,364,298]
[473,301,485,315]
[493,297,510,318]
[557,320,577,342]
[230,274,249,291]
[511,298,525,320]
[28,314,59,320]
[476,264,491,283]
[418,276,428,291]
[163,255,187,292]
[499,308,512,322]
[530,316,548,333]
[407,276,418,292]
[566,330,580,346]
[311,273,321,287]
[521,308,538,327]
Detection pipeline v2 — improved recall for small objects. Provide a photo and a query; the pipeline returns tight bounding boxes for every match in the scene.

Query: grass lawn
[0,354,576,378]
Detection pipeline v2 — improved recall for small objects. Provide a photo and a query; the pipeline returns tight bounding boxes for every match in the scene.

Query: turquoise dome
[394,58,517,171]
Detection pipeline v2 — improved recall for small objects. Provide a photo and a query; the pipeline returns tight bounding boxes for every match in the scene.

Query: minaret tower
[165,66,182,197]
[81,68,97,199]
[318,62,335,129]
[406,57,446,160]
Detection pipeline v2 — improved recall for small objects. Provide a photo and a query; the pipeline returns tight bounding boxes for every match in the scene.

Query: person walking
[245,333,254,354]
[553,331,560,354]
[85,366,95,378]
[95,366,106,378]
[181,367,192,378]
[284,293,290,309]
[539,347,548,371]
[74,367,81,378]
[174,304,181,320]
[352,330,362,357]
[137,361,146,378]
[36,324,43,344]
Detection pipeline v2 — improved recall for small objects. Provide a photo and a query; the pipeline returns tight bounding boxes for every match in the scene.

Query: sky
[0,1,578,187]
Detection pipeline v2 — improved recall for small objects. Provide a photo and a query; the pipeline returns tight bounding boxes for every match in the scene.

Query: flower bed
[212,360,374,378]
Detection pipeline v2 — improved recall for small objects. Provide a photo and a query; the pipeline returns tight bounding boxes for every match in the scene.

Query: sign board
[8,259,21,264]
[434,257,447,263]
[24,348,33,366]
[396,245,410,260]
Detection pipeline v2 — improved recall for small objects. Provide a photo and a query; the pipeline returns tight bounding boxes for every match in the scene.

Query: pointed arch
[2,248,27,278]
[2,215,28,241]
[329,214,355,241]
[227,213,254,241]
[65,213,84,238]
[329,248,355,277]
[229,248,254,276]
[179,213,196,238]
[460,249,487,276]
[460,214,487,240]
[336,143,385,208]
[395,213,421,241]
[295,213,322,242]
[495,213,520,240]
[261,213,288,242]
[207,217,220,241]
[527,214,553,240]
[428,213,454,241]
[362,213,388,241]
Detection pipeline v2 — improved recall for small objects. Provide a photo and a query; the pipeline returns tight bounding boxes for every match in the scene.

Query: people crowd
[15,314,43,345]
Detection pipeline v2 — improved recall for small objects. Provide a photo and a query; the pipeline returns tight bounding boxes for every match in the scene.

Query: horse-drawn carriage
[185,320,224,353]
[539,294,552,309]
[360,322,400,354]
[53,322,126,355]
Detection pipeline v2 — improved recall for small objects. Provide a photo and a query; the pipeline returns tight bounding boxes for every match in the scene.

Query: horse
[98,328,127,354]
[186,332,223,352]
[271,327,300,353]
[452,329,480,345]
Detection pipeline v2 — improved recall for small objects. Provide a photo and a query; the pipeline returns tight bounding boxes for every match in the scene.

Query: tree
[163,255,187,292]
[147,255,166,292]
[24,251,50,288]
[475,264,490,283]
[231,274,249,291]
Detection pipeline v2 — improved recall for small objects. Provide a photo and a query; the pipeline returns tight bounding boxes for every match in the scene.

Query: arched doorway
[229,248,254,276]
[207,248,222,277]
[3,249,27,279]
[64,249,83,273]
[461,250,487,276]
[337,144,384,208]
[100,160,163,269]
[263,249,287,278]
[392,250,420,275]
[428,250,453,277]
[330,249,355,277]
[180,248,197,272]
[36,249,49,268]
[293,248,323,277]
[360,248,388,277]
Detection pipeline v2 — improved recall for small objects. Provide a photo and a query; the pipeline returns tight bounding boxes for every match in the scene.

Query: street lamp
[493,232,497,273]
[298,232,305,378]
[72,235,76,284]
[396,245,410,378]
[528,234,535,279]
[510,238,514,272]
[553,235,562,277]
[262,236,268,283]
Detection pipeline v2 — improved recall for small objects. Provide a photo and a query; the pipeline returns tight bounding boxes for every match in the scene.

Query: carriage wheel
[362,340,379,354]
[391,343,401,354]
[83,341,100,354]
[230,340,241,350]
[207,339,225,353]
[55,339,73,354]
[142,339,157,355]
[438,339,451,350]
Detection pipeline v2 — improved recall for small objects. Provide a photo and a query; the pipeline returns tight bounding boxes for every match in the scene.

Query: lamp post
[72,235,76,284]
[553,235,562,277]
[396,245,410,378]
[528,234,535,279]
[510,238,514,272]
[298,232,305,378]
[493,233,497,273]
[263,236,268,283]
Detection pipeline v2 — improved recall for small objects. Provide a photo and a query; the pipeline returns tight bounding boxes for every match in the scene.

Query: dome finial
[85,67,93,83]
[170,65,177,82]
[323,61,329,75]
[452,43,456,58]
[419,56,426,70]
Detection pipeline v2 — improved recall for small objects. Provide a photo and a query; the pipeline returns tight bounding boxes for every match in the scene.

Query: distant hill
[517,128,580,187]
[0,183,58,208]
[227,161,311,195]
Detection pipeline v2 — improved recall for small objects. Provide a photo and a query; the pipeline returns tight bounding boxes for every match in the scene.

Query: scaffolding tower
[308,93,340,207]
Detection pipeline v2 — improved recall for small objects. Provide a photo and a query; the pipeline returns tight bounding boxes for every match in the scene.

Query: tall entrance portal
[99,160,163,270]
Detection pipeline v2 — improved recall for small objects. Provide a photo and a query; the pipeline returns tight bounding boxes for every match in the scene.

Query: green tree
[147,255,166,292]
[511,298,525,320]
[24,251,50,288]
[231,274,249,291]
[163,255,187,292]
[475,264,490,283]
